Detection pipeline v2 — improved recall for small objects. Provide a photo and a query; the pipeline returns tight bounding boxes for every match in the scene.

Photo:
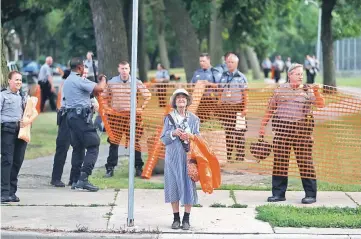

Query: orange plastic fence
[97,82,361,184]
[35,84,41,114]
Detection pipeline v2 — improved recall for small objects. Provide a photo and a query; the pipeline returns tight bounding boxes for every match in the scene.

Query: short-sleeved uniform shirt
[62,71,96,108]
[218,70,248,104]
[269,83,316,122]
[38,64,53,83]
[0,88,26,123]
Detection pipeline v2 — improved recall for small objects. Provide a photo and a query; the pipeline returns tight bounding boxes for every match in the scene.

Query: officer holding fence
[62,58,106,192]
[216,53,248,162]
[103,61,151,178]
[259,63,325,204]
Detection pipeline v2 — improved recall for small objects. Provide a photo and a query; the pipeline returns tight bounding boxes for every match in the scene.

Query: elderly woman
[160,88,200,230]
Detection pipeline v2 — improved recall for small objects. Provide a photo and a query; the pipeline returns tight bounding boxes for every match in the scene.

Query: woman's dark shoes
[182,221,190,230]
[171,220,181,229]
[267,196,286,202]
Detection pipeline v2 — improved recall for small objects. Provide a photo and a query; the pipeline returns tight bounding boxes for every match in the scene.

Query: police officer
[216,53,248,162]
[38,56,56,112]
[259,63,325,204]
[154,63,170,108]
[84,51,98,82]
[191,53,221,123]
[50,70,71,187]
[103,61,151,178]
[63,58,106,192]
[1,71,34,203]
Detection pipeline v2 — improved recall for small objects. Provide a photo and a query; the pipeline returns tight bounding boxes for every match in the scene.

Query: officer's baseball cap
[70,57,84,69]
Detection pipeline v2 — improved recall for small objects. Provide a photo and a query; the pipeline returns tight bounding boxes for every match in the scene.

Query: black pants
[274,70,281,83]
[156,84,167,108]
[217,104,246,161]
[271,120,317,197]
[263,69,270,78]
[196,95,218,123]
[1,126,27,197]
[106,138,143,169]
[51,111,71,182]
[306,70,316,84]
[39,81,56,112]
[106,112,144,169]
[67,111,100,179]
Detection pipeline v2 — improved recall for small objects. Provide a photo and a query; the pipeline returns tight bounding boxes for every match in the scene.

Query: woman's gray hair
[288,63,303,73]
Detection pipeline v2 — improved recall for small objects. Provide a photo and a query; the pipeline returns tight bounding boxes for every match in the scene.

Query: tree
[149,0,170,69]
[1,30,10,89]
[209,0,224,65]
[163,0,200,82]
[321,0,337,87]
[88,0,129,78]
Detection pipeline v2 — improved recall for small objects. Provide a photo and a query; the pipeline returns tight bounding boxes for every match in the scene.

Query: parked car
[22,61,41,76]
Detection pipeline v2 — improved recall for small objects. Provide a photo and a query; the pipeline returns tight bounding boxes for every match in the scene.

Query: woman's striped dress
[160,111,200,205]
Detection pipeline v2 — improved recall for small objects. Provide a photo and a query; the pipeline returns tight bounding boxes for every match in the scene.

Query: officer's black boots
[104,167,114,178]
[50,180,66,187]
[301,197,316,204]
[135,167,143,177]
[75,172,99,192]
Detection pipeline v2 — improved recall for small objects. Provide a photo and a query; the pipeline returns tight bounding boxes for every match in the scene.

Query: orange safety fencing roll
[97,82,361,184]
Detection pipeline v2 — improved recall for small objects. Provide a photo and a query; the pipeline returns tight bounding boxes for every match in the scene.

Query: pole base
[127,218,134,227]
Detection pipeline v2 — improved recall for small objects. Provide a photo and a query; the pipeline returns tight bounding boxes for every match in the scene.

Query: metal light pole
[128,0,139,227]
[305,0,322,62]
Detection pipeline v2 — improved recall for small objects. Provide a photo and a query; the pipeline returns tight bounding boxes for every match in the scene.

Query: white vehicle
[7,61,29,94]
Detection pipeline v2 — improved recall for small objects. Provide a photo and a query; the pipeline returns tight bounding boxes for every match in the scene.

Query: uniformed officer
[154,63,170,108]
[50,70,71,187]
[190,53,221,123]
[259,63,325,204]
[84,51,98,82]
[1,71,35,203]
[63,57,106,192]
[216,53,248,161]
[103,61,151,178]
[38,56,56,112]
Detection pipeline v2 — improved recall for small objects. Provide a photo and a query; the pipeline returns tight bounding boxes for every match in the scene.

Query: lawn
[25,112,108,160]
[256,205,361,228]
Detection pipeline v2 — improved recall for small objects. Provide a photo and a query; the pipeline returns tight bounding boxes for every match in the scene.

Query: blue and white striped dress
[161,111,200,205]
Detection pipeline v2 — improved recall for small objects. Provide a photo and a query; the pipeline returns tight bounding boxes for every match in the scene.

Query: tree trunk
[151,0,170,69]
[321,0,336,87]
[164,0,200,82]
[89,0,129,78]
[245,46,261,80]
[124,0,132,61]
[138,0,148,82]
[238,48,249,74]
[1,29,10,89]
[209,0,223,66]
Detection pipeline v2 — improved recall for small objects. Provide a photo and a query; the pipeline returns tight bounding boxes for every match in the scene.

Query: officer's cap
[70,57,84,70]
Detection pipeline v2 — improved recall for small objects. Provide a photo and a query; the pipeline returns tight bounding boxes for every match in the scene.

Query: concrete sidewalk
[1,189,361,238]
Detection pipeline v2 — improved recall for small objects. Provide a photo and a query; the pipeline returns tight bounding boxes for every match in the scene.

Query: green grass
[256,205,361,228]
[228,203,248,208]
[209,203,227,208]
[26,112,108,160]
[90,160,164,189]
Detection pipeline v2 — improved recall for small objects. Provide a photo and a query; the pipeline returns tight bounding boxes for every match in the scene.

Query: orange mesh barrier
[97,83,361,184]
[35,84,41,114]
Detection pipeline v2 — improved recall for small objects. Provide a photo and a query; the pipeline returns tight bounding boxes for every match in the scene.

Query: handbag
[167,114,199,182]
[187,158,199,182]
